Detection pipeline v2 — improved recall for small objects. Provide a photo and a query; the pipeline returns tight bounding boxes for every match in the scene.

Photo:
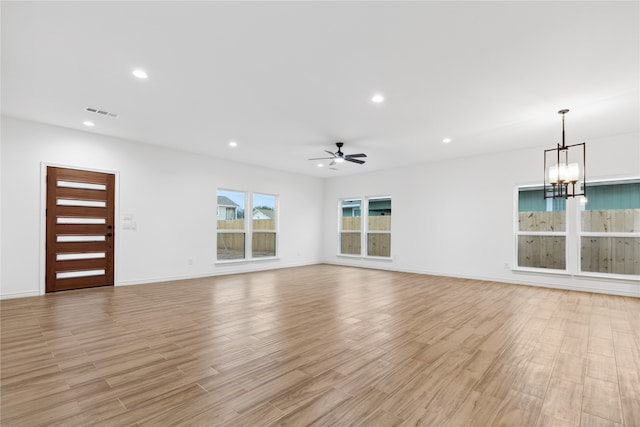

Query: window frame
[338,195,392,260]
[216,188,247,262]
[513,185,569,274]
[251,192,279,260]
[338,198,363,257]
[366,196,392,259]
[576,178,640,281]
[514,179,640,281]
[216,189,279,264]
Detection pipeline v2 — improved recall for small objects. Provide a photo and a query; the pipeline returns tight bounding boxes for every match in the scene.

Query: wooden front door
[46,167,115,292]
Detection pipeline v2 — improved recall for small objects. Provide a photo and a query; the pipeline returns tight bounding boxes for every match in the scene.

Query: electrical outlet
[187,258,193,265]
[504,263,509,269]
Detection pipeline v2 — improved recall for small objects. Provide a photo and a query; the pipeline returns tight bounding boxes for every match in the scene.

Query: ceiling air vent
[84,107,119,118]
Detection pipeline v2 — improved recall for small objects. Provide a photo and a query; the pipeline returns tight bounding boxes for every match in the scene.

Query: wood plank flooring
[1,265,639,426]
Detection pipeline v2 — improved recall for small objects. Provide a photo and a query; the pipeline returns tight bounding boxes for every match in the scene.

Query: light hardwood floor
[1,265,639,426]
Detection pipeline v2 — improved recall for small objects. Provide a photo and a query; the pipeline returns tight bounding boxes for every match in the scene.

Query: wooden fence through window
[341,216,391,256]
[518,209,639,274]
[217,219,275,256]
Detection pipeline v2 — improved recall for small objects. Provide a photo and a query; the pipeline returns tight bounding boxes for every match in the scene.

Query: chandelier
[544,109,586,199]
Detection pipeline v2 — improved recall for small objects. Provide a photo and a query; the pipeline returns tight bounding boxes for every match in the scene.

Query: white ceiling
[2,1,638,177]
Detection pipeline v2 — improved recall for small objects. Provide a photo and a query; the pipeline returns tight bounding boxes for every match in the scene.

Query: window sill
[512,266,571,276]
[215,257,280,266]
[336,254,393,261]
[512,267,639,282]
[576,272,640,282]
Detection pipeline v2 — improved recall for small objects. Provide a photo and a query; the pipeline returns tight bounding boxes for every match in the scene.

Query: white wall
[0,116,324,298]
[322,132,640,297]
[2,115,638,299]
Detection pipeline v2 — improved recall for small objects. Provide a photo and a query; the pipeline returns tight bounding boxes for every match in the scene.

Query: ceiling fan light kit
[308,142,368,169]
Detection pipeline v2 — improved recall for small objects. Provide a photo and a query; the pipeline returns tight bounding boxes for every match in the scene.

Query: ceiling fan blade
[329,167,338,171]
[310,144,366,165]
[345,158,365,165]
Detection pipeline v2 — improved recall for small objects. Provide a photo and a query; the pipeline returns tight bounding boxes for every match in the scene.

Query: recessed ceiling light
[132,69,148,79]
[371,93,385,104]
[82,121,95,127]
[442,138,452,144]
[229,141,238,147]
[317,163,323,168]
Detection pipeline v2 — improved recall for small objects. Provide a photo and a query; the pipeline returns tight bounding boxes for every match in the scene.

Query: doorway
[46,167,115,292]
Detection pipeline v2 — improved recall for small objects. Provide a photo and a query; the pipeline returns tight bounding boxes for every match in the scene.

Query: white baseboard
[0,290,41,300]
[0,260,322,299]
[323,260,640,298]
[4,260,636,299]
[116,260,320,287]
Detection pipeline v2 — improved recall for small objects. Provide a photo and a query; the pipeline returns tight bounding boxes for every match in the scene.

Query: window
[340,199,362,255]
[516,187,567,270]
[217,189,278,261]
[339,196,392,258]
[217,190,245,260]
[515,178,639,280]
[367,196,391,257]
[580,180,640,276]
[252,193,277,258]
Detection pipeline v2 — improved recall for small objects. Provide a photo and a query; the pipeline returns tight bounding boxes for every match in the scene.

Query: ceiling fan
[308,142,367,167]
